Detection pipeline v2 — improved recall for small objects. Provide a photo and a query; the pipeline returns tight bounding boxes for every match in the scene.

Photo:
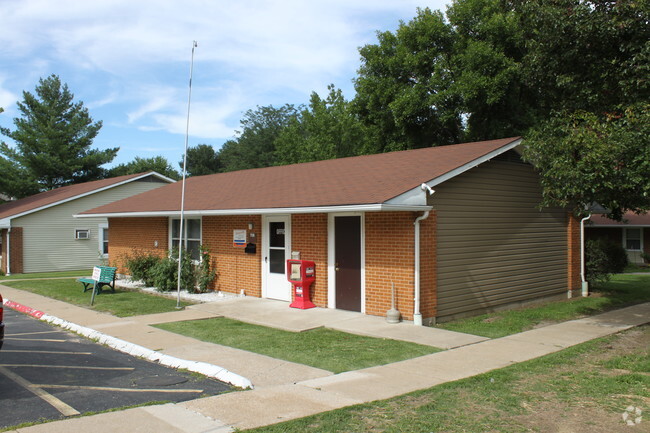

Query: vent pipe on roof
[413,183,434,326]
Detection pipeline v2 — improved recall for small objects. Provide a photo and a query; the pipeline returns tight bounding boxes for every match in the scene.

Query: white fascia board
[0,218,9,228]
[2,172,175,222]
[74,203,433,219]
[589,223,650,228]
[385,138,523,206]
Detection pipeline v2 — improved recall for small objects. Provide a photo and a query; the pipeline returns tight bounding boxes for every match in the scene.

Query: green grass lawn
[3,278,191,317]
[156,317,441,373]
[437,273,650,338]
[0,269,93,280]
[242,325,650,432]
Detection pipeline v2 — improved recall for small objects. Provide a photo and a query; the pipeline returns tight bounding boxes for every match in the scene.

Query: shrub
[585,239,611,285]
[124,249,161,286]
[195,245,217,293]
[149,248,195,292]
[601,241,628,273]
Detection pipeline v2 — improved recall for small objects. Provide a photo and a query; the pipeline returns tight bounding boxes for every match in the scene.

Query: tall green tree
[0,75,118,197]
[353,8,464,152]
[180,144,221,176]
[108,156,180,180]
[275,85,375,164]
[217,104,299,172]
[522,104,650,220]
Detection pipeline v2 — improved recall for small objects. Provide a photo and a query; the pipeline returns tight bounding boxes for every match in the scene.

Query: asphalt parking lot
[0,308,231,429]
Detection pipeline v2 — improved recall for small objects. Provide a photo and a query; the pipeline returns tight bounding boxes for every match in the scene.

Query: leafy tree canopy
[0,75,118,198]
[108,156,180,180]
[275,85,375,165]
[522,104,650,220]
[217,104,299,172]
[180,143,221,177]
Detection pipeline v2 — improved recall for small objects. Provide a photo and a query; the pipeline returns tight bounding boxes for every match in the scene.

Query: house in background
[79,138,581,324]
[586,212,650,265]
[0,172,174,274]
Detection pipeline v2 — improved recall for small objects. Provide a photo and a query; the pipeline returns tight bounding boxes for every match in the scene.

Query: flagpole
[177,40,198,309]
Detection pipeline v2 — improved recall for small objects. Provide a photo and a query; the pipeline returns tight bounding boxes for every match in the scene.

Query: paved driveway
[0,308,230,429]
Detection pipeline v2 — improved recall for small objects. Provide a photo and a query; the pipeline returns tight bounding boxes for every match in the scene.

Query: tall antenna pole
[177,40,198,309]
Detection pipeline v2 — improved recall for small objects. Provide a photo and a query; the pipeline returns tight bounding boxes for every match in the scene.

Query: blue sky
[0,1,449,169]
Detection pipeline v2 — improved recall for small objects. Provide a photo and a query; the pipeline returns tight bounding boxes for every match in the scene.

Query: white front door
[263,215,291,301]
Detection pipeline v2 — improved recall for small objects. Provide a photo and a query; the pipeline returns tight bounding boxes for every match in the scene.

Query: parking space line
[37,384,205,393]
[6,331,61,336]
[1,350,93,355]
[1,364,135,371]
[0,366,81,417]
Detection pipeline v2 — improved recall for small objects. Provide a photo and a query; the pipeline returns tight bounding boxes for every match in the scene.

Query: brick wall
[365,212,435,321]
[1,229,6,274]
[109,217,169,273]
[10,227,23,274]
[567,213,582,293]
[291,213,328,307]
[202,215,261,296]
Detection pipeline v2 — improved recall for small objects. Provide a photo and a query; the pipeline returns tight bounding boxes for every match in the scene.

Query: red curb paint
[3,299,45,319]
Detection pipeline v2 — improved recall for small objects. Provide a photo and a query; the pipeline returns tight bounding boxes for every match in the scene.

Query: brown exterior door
[335,216,361,312]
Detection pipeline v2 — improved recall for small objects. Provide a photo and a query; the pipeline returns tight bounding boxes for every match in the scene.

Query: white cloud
[0,0,449,163]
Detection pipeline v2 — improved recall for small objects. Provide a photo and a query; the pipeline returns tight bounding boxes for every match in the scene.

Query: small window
[99,224,109,256]
[75,229,90,240]
[625,228,642,251]
[170,218,201,261]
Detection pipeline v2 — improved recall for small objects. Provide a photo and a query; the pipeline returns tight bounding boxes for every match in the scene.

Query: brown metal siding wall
[434,160,567,319]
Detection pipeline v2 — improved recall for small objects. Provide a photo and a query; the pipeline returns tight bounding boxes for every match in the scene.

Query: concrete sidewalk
[2,283,649,432]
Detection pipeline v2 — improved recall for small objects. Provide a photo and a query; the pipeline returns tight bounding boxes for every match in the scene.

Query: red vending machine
[286,259,316,309]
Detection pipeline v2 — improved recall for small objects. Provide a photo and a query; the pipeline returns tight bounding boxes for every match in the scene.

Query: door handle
[335,262,339,272]
[265,257,268,263]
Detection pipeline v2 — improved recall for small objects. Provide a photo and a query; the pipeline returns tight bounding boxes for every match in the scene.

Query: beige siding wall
[14,178,168,273]
[434,158,567,320]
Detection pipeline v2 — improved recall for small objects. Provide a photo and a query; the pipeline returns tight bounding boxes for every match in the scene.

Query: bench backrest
[92,266,117,283]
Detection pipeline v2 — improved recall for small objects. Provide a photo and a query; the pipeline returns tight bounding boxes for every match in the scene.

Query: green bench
[78,266,117,295]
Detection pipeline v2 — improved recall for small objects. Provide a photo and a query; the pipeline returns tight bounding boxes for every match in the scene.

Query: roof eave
[0,172,174,221]
[75,203,433,219]
[385,137,523,206]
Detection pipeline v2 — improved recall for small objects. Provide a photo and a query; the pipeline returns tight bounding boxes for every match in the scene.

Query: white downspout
[580,214,591,297]
[413,183,434,326]
[6,226,11,276]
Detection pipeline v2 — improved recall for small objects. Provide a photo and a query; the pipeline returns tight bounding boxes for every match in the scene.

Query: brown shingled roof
[81,137,521,215]
[0,172,169,221]
[590,212,650,226]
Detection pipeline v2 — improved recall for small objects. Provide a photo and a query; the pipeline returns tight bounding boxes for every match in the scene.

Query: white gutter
[5,226,11,276]
[580,214,592,297]
[413,184,435,326]
[75,203,433,219]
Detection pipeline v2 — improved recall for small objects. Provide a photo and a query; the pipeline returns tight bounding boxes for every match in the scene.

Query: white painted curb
[3,298,252,389]
[41,314,253,389]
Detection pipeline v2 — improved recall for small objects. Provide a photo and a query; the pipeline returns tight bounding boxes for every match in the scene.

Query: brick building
[79,138,582,324]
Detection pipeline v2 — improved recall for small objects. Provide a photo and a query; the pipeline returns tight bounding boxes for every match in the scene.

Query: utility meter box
[286,259,316,309]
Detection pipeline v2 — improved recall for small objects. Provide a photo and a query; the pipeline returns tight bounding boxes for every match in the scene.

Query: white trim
[327,212,365,313]
[3,172,174,224]
[98,223,109,258]
[385,138,523,206]
[76,203,432,219]
[261,214,292,301]
[589,223,650,228]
